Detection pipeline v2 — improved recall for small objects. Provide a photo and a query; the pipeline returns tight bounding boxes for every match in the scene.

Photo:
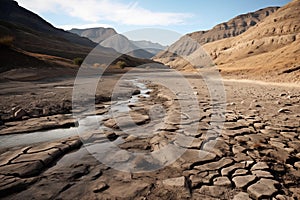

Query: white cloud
[17,0,192,26]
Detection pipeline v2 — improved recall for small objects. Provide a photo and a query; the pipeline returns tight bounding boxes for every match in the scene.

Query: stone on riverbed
[103,112,149,129]
[247,178,279,199]
[132,89,141,95]
[0,161,44,177]
[162,176,186,187]
[14,108,27,120]
[0,114,77,135]
[0,138,82,179]
[232,175,256,189]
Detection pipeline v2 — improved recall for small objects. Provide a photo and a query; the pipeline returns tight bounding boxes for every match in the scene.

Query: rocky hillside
[201,0,300,82]
[0,0,100,59]
[154,1,300,82]
[154,7,279,68]
[188,7,279,45]
[0,0,155,80]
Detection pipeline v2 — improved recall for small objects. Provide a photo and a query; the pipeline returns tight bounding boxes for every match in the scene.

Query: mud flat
[0,70,300,199]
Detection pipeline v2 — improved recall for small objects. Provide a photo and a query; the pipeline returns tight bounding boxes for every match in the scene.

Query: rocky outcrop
[154,7,279,68]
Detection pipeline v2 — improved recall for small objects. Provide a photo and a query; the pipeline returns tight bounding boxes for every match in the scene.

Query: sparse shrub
[0,36,14,48]
[73,57,84,66]
[93,63,100,68]
[116,61,127,69]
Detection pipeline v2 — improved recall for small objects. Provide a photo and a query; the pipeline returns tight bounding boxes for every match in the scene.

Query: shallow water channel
[0,79,151,148]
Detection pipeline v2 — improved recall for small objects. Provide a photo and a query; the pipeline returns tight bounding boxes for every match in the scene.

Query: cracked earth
[0,71,300,199]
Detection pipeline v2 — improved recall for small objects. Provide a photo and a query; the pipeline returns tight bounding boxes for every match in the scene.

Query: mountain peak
[69,27,118,43]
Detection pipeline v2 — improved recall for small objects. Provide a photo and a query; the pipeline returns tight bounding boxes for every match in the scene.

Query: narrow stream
[0,79,151,148]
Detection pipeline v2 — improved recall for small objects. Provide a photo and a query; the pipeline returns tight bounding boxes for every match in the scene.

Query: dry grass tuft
[0,36,14,47]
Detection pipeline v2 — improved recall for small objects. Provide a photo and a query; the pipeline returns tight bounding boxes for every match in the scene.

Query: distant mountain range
[131,40,167,55]
[1,0,298,82]
[154,1,300,82]
[99,34,154,59]
[69,27,167,59]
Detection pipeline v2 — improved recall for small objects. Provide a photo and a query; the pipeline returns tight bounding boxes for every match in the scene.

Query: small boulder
[278,108,291,113]
[93,182,109,193]
[132,89,141,95]
[279,93,287,97]
[14,109,27,120]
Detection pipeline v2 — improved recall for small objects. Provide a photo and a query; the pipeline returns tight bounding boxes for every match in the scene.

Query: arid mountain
[188,7,280,45]
[154,6,279,67]
[131,40,167,55]
[202,0,300,82]
[70,27,166,58]
[69,27,118,43]
[154,1,300,82]
[0,0,100,59]
[0,0,155,80]
[100,34,154,59]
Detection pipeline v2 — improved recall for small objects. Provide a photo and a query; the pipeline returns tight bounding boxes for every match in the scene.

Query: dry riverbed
[0,70,300,199]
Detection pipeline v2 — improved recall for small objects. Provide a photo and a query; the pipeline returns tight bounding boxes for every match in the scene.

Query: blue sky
[17,0,290,45]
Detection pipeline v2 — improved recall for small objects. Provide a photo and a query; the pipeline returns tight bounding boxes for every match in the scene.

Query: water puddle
[0,79,151,148]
